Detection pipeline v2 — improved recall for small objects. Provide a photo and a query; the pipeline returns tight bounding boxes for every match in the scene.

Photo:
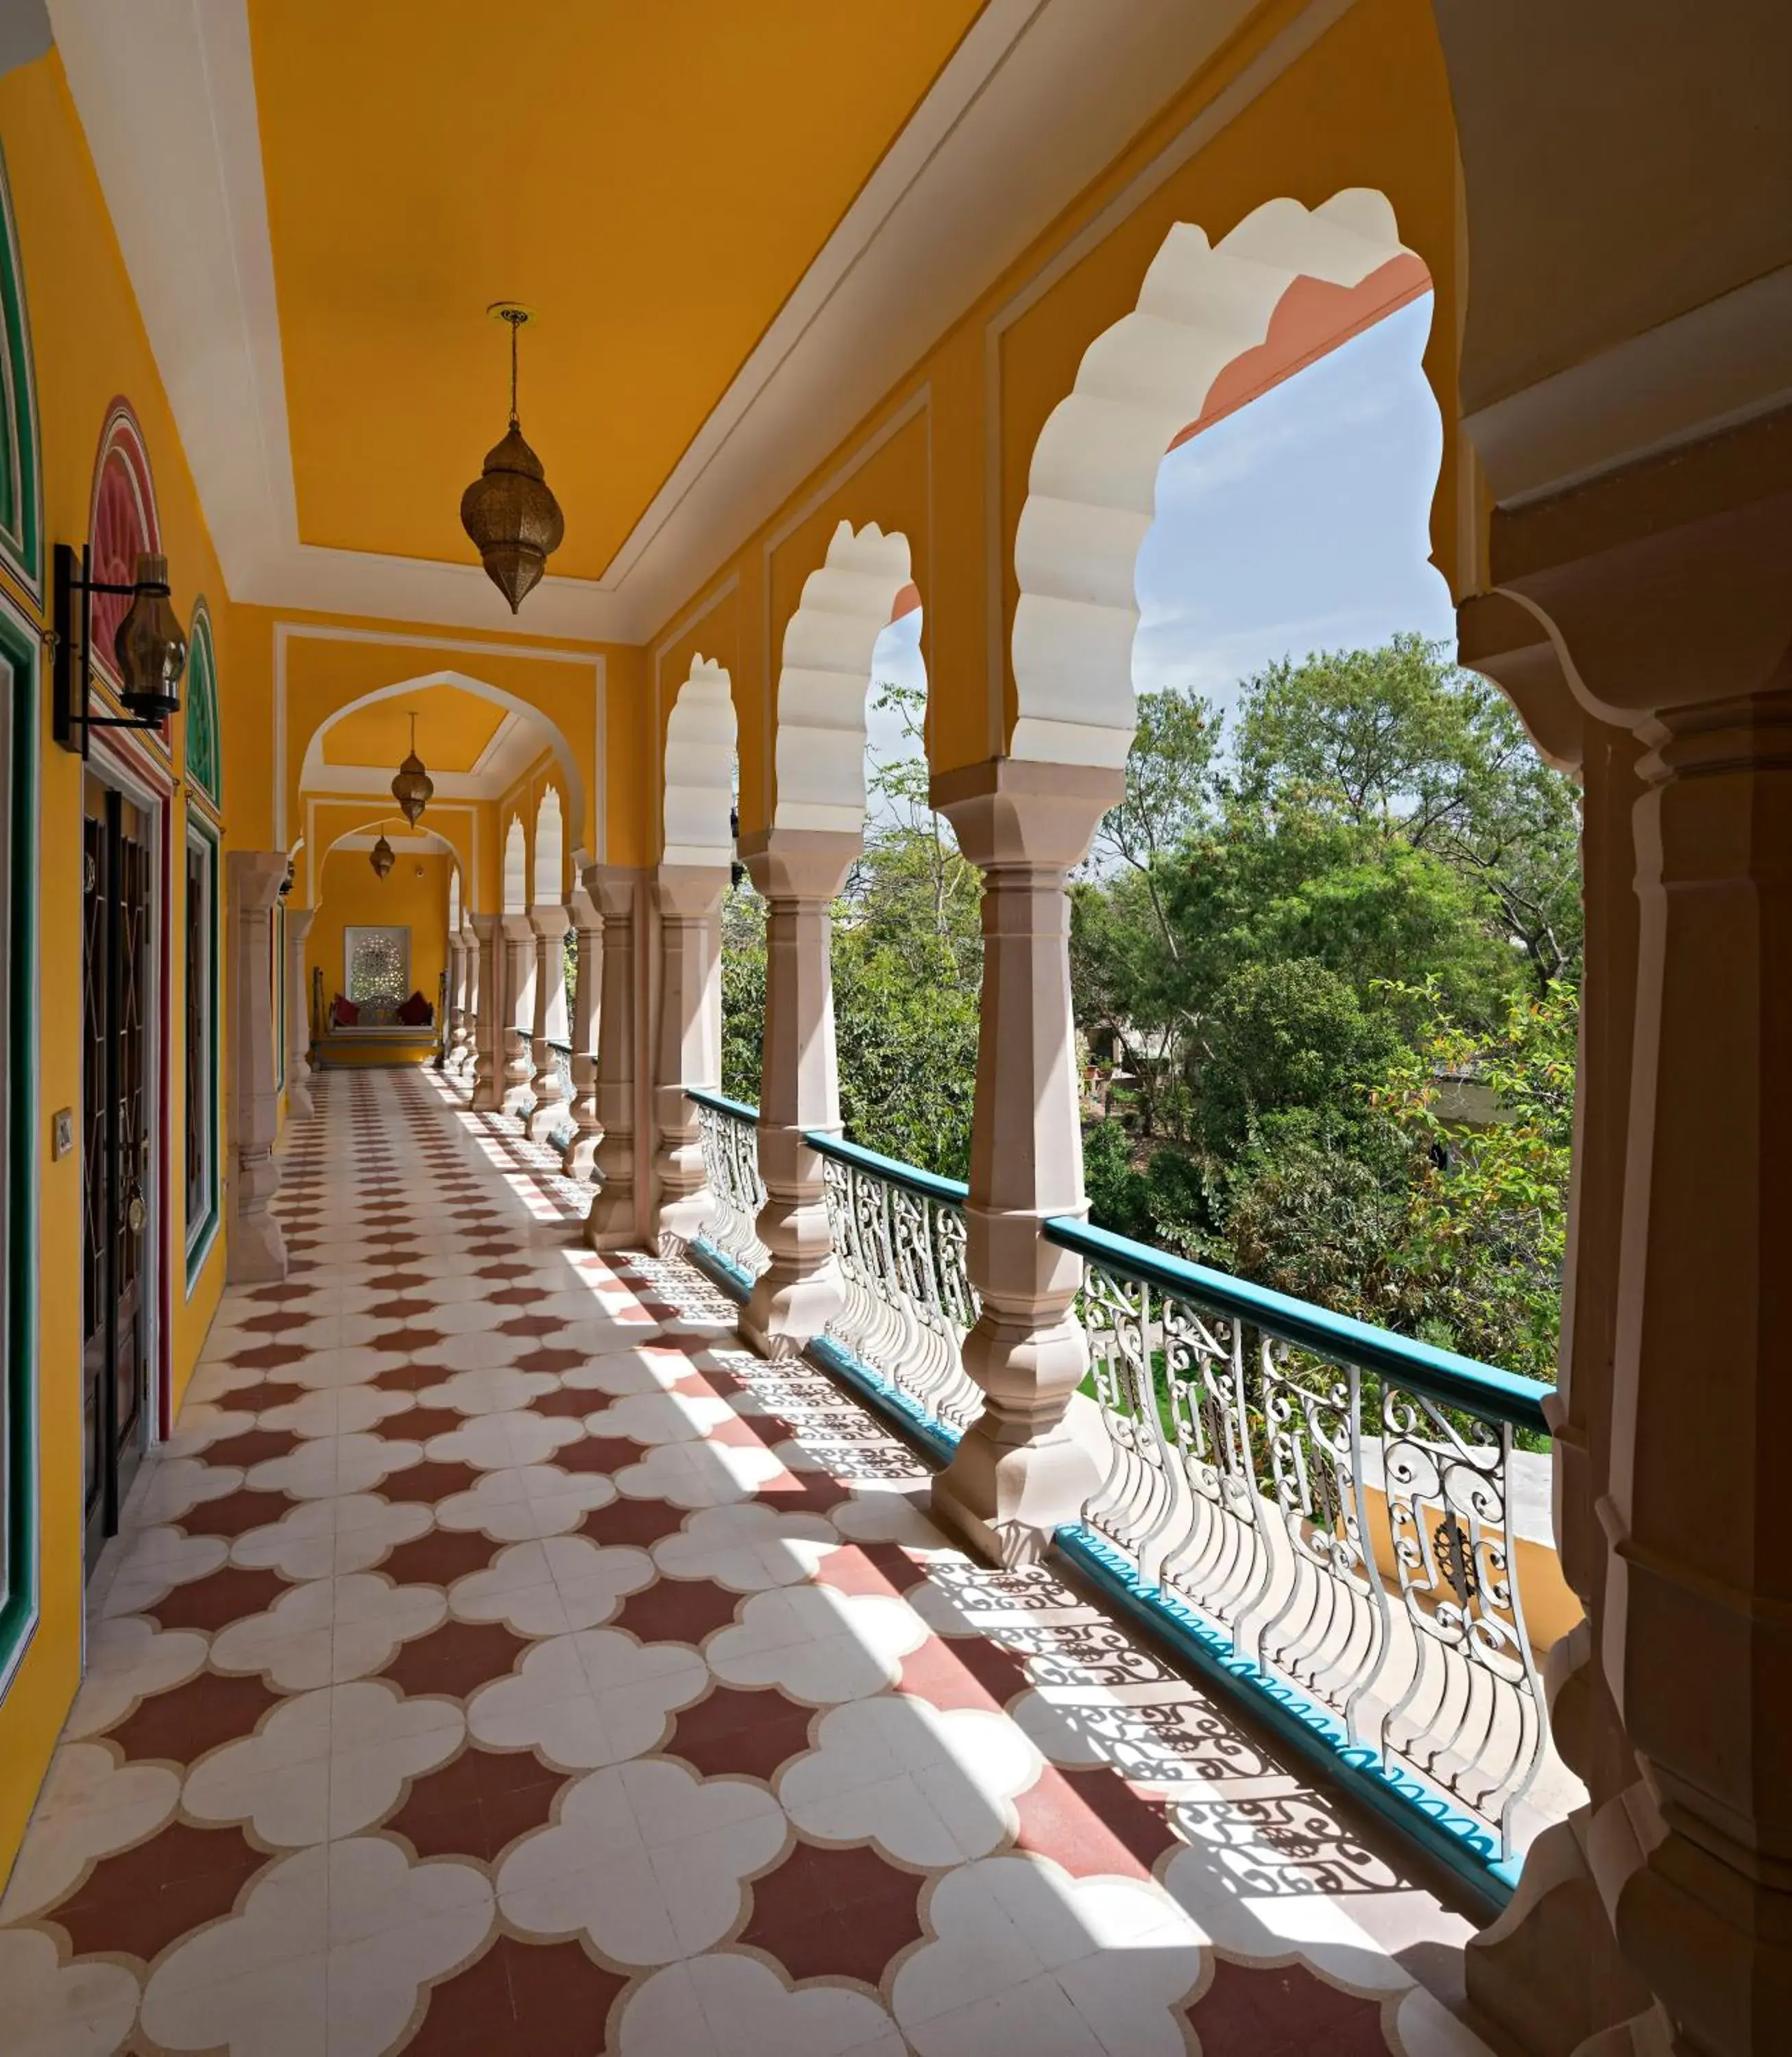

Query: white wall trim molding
[272,621,601,849]
[51,0,1284,642]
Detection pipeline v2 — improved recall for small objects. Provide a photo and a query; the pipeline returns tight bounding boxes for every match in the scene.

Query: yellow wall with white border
[307,848,451,1048]
[0,49,254,1866]
[637,0,1462,850]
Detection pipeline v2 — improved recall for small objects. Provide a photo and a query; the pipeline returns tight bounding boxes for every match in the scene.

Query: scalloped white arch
[1011,189,1416,768]
[448,868,462,929]
[311,817,463,913]
[298,667,588,850]
[662,655,737,867]
[502,814,528,914]
[771,519,917,834]
[532,785,565,905]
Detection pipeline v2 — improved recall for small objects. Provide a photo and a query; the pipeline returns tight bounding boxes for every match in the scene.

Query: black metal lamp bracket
[51,541,165,756]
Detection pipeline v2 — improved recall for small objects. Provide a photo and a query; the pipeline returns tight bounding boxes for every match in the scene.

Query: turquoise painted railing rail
[685,1088,768,1285]
[1043,1212,1553,1888]
[680,1090,1558,1905]
[802,1131,982,1433]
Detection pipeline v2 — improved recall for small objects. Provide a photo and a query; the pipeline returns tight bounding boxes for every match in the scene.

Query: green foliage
[1073,639,1582,1382]
[718,679,983,1180]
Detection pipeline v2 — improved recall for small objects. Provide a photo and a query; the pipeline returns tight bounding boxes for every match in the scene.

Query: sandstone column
[648,862,729,1255]
[1453,601,1656,2055]
[226,851,288,1284]
[930,759,1120,1565]
[586,865,644,1249]
[740,830,858,1358]
[562,884,603,1179]
[444,928,468,1076]
[468,913,502,1111]
[500,912,536,1118]
[283,902,315,1120]
[526,903,572,1144]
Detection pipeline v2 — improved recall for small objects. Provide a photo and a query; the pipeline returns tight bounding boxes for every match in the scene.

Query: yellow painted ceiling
[249,1,986,580]
[322,684,509,771]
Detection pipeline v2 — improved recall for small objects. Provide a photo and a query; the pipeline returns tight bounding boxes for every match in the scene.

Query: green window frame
[184,601,221,809]
[0,598,40,1695]
[0,138,41,602]
[183,818,221,1290]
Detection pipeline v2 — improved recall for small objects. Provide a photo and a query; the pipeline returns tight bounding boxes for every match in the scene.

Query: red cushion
[396,989,433,1026]
[331,994,360,1028]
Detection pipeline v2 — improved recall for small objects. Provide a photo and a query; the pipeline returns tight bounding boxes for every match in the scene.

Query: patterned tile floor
[1,1069,1499,2056]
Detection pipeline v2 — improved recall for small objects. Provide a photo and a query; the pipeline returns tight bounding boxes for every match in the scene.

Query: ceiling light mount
[460,302,564,614]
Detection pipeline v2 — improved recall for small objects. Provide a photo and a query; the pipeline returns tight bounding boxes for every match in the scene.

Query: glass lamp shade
[459,422,565,612]
[112,554,186,720]
[370,834,396,880]
[391,750,434,826]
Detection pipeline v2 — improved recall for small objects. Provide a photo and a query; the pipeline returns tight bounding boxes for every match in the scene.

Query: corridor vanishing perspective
[1,1072,1490,2057]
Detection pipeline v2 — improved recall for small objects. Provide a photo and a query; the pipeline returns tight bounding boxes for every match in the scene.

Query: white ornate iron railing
[686,1089,769,1283]
[675,1090,1562,1903]
[808,1134,982,1436]
[1045,1215,1555,1881]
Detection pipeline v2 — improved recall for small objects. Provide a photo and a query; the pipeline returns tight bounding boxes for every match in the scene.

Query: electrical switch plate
[52,1107,73,1158]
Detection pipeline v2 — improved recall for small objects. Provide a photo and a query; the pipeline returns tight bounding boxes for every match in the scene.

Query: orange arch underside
[1167,250,1431,452]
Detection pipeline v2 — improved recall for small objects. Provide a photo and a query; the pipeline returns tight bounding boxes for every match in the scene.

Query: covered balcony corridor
[0,1068,1490,2057]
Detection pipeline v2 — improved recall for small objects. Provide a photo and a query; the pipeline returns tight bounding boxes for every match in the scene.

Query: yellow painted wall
[635,0,1463,850]
[308,847,450,1036]
[0,51,251,1867]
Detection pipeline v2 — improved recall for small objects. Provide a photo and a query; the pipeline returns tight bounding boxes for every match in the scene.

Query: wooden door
[82,780,152,1563]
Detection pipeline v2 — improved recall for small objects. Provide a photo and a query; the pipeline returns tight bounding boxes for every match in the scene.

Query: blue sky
[865,290,1454,795]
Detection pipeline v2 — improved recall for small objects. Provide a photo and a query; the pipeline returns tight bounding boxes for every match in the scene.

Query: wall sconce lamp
[51,542,188,756]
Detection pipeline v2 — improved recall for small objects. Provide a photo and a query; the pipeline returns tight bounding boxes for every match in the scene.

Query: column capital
[528,903,571,941]
[226,847,289,913]
[500,911,535,945]
[582,862,646,918]
[653,862,731,918]
[930,757,1124,872]
[469,909,498,941]
[1481,405,1792,736]
[740,828,860,903]
[283,902,316,943]
[568,881,599,929]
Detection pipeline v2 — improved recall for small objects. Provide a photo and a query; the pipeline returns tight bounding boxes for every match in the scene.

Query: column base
[287,1075,314,1121]
[1466,1812,1654,2057]
[562,1127,599,1180]
[585,1179,636,1251]
[930,1417,1102,1569]
[526,1096,567,1145]
[226,1210,287,1285]
[741,1255,843,1362]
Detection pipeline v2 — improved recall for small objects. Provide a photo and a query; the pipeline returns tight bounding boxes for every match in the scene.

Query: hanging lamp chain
[507,309,522,429]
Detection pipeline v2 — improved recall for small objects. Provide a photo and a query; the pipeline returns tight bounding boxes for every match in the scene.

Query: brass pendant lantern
[369,826,396,881]
[460,304,564,612]
[391,710,433,826]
